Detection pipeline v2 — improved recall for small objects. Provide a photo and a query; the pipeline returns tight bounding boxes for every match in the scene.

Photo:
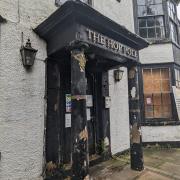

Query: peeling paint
[131,123,141,144]
[130,87,136,99]
[72,52,86,72]
[84,174,90,180]
[104,137,110,147]
[79,126,88,141]
[46,161,57,172]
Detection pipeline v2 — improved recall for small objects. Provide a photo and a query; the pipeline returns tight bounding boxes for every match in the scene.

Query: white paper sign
[86,108,91,121]
[66,94,71,112]
[105,96,111,108]
[146,97,152,105]
[86,95,93,107]
[65,114,71,128]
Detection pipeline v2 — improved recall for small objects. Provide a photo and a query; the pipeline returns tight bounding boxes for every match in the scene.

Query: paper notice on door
[172,86,180,119]
[86,108,91,121]
[86,95,93,107]
[65,114,71,128]
[146,97,152,105]
[66,94,71,113]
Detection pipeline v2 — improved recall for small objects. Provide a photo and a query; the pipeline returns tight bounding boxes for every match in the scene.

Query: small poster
[105,96,111,108]
[86,95,93,107]
[65,114,71,128]
[66,94,71,112]
[86,108,91,121]
[146,97,152,105]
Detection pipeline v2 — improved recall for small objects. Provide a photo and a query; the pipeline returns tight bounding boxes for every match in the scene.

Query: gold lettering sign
[86,28,138,59]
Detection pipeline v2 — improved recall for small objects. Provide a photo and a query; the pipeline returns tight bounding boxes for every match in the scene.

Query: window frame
[137,0,164,17]
[138,15,165,39]
[136,0,166,41]
[167,0,179,45]
[170,20,179,44]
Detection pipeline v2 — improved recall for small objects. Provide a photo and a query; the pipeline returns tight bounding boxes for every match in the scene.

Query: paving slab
[158,162,180,177]
[90,166,142,180]
[137,170,172,180]
[90,148,180,180]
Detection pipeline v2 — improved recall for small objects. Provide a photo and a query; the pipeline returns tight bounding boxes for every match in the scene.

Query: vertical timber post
[101,72,111,159]
[71,44,89,180]
[128,65,144,171]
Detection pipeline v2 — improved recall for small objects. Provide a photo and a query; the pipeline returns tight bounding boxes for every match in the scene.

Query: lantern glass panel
[24,50,35,66]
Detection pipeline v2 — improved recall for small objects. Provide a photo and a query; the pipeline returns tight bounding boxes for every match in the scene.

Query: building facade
[0,0,148,179]
[133,0,180,143]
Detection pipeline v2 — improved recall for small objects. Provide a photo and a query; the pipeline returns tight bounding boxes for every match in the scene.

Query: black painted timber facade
[35,1,148,178]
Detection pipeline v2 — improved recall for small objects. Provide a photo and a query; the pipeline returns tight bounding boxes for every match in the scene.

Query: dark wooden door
[86,73,97,156]
[46,59,71,165]
[46,61,62,164]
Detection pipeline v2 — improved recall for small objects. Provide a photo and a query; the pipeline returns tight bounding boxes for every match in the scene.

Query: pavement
[89,147,180,180]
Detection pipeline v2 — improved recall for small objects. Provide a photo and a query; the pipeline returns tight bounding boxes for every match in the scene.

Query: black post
[101,72,111,158]
[128,66,144,171]
[71,47,89,179]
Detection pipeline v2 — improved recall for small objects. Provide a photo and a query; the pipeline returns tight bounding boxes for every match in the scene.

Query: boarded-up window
[143,68,172,119]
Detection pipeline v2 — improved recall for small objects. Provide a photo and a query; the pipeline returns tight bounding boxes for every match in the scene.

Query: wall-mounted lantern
[20,39,38,67]
[114,69,124,82]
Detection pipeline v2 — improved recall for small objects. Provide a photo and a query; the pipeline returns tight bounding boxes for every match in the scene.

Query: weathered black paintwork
[34,1,148,56]
[35,0,149,178]
[71,49,89,179]
[128,66,144,171]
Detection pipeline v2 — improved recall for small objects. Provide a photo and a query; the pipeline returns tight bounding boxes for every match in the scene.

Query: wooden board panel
[162,105,172,118]
[154,105,162,118]
[162,80,170,91]
[153,93,161,105]
[145,105,153,118]
[153,80,161,92]
[161,68,169,79]
[162,93,171,105]
[143,69,152,81]
[152,69,161,80]
[143,68,172,119]
[144,80,153,93]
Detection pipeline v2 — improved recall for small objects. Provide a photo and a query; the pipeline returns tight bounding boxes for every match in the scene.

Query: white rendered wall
[0,0,134,179]
[142,126,180,142]
[93,0,133,154]
[93,0,135,32]
[139,43,174,64]
[0,0,57,179]
[109,68,130,155]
